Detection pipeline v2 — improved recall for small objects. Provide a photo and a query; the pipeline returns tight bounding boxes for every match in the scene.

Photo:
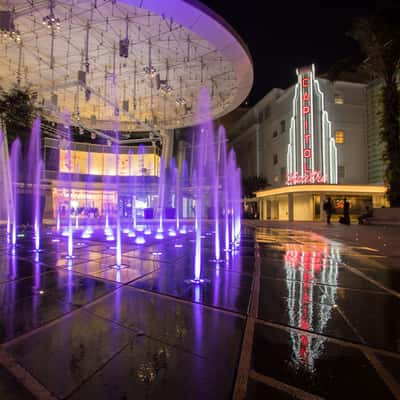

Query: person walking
[323,197,333,224]
[343,198,350,225]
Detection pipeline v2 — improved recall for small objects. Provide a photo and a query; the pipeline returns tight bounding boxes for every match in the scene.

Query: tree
[348,6,400,206]
[0,86,42,152]
[242,175,269,198]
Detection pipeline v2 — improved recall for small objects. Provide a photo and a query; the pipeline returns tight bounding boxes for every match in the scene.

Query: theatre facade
[231,64,387,221]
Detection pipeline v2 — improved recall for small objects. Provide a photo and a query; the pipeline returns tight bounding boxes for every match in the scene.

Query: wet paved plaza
[0,226,399,399]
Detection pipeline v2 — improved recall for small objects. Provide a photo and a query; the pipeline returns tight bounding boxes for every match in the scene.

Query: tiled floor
[0,225,399,399]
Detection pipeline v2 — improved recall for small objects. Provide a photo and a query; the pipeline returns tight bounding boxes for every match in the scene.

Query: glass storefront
[44,138,161,178]
[52,188,161,218]
[59,149,160,176]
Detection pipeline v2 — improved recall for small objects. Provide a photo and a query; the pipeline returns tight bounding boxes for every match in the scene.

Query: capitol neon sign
[286,171,326,185]
[286,65,337,185]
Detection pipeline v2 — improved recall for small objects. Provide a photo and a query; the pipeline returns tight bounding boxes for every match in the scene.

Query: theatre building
[231,64,387,221]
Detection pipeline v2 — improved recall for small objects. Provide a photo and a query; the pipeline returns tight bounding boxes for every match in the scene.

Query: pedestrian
[343,198,350,225]
[323,197,333,224]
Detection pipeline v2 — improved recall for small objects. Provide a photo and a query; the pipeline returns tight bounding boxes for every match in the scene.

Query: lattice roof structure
[0,0,253,132]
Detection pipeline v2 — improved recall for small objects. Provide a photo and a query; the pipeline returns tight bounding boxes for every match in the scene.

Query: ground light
[135,236,145,245]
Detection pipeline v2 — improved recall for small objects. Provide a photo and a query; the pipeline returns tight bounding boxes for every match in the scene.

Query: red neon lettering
[286,171,326,186]
[304,148,312,158]
[303,92,309,102]
[303,106,310,114]
[304,134,311,144]
[302,77,309,88]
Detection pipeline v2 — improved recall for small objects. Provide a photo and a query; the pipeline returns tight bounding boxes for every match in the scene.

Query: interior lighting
[143,65,157,78]
[42,15,61,30]
[1,29,21,42]
[176,97,186,106]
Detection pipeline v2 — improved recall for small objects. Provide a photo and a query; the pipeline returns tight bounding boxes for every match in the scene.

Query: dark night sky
[201,0,380,105]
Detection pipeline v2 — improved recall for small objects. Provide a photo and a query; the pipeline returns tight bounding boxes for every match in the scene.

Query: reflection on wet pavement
[0,227,399,399]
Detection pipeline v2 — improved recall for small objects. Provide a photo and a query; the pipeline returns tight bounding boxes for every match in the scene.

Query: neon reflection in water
[284,235,340,372]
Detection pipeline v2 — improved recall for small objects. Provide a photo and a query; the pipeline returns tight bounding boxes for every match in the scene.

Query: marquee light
[286,65,338,185]
[255,184,386,198]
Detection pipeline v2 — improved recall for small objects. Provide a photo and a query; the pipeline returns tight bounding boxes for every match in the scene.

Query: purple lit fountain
[62,116,74,259]
[156,158,166,239]
[182,88,243,283]
[190,89,214,284]
[27,118,43,252]
[1,131,13,243]
[10,139,21,246]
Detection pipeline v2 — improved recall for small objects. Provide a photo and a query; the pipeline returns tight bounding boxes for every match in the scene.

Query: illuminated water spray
[60,115,74,260]
[10,139,21,246]
[190,89,212,283]
[27,118,43,252]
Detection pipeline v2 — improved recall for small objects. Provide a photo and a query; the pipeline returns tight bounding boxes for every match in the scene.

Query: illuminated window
[59,149,160,176]
[334,94,344,104]
[273,154,278,165]
[335,131,345,144]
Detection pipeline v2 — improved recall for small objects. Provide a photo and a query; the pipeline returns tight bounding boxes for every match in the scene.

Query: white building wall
[293,194,314,221]
[231,77,368,188]
[320,81,368,185]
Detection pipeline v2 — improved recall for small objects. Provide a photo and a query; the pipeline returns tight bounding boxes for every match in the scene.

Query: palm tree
[348,7,400,206]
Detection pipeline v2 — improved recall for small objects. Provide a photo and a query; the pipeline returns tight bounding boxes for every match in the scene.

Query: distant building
[231,64,387,221]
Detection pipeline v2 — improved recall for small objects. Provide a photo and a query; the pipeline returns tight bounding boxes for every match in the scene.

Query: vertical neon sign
[302,74,312,176]
[286,65,338,185]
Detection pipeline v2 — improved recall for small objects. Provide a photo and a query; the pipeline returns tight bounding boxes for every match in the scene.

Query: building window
[338,165,345,178]
[335,130,345,144]
[334,94,344,104]
[273,130,278,138]
[280,120,286,133]
[273,154,278,165]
